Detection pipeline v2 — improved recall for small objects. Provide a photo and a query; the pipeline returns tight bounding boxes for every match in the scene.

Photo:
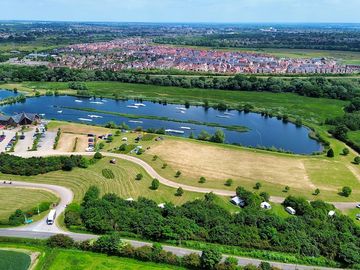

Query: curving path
[15,150,359,211]
[0,150,351,270]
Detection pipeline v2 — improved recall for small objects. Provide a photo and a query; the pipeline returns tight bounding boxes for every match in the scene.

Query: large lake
[0,90,322,154]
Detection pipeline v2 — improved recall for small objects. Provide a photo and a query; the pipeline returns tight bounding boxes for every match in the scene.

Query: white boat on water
[180,127,191,130]
[176,107,187,111]
[224,112,235,116]
[57,110,63,114]
[88,115,103,118]
[216,115,230,119]
[90,101,104,105]
[127,105,139,109]
[75,100,83,103]
[39,113,45,117]
[165,129,185,134]
[134,103,146,107]
[78,118,93,122]
[129,120,143,124]
[179,111,186,114]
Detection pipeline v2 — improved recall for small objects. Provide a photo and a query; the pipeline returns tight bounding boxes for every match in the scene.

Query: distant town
[9,38,360,74]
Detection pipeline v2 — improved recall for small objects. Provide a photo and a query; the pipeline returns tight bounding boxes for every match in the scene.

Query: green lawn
[0,157,238,213]
[0,250,31,270]
[0,187,58,222]
[49,249,185,270]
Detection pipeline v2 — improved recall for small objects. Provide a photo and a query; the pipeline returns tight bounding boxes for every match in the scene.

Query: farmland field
[0,250,31,270]
[0,187,58,222]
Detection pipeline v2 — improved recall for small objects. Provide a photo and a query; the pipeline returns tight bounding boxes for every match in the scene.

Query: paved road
[0,153,348,269]
[15,150,359,211]
[15,128,36,152]
[0,180,73,233]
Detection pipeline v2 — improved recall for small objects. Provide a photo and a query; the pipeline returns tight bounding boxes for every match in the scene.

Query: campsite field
[0,187,58,222]
[45,121,360,202]
[0,155,238,212]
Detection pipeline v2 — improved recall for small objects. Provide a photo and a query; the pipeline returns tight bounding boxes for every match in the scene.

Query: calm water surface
[0,90,322,154]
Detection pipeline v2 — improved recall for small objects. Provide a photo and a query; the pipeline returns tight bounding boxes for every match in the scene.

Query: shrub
[175,187,184,197]
[259,192,270,202]
[151,178,160,190]
[93,233,123,255]
[162,163,168,169]
[64,203,82,227]
[135,173,143,180]
[94,152,103,159]
[327,148,335,158]
[182,253,201,269]
[254,182,262,190]
[200,248,222,270]
[313,188,320,196]
[342,148,350,156]
[354,156,360,165]
[199,177,206,184]
[225,179,233,187]
[8,209,25,226]
[342,186,352,197]
[283,186,290,192]
[47,234,74,248]
[175,171,182,178]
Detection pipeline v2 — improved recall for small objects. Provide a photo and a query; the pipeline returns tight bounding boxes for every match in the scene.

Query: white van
[47,209,56,225]
[285,206,296,215]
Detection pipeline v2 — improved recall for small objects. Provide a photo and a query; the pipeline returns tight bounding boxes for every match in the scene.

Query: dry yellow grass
[148,139,314,190]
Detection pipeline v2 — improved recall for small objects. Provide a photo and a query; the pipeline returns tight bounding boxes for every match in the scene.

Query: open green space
[49,249,185,270]
[0,187,58,222]
[0,249,31,270]
[0,157,238,213]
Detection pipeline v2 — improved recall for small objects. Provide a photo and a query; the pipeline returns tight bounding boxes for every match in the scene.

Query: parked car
[356,203,360,209]
[285,206,296,215]
[356,214,360,221]
[110,159,116,164]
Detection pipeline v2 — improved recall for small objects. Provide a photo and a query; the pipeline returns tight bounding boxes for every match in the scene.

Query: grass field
[49,249,185,270]
[0,187,58,222]
[45,121,360,202]
[0,250,31,270]
[0,156,238,213]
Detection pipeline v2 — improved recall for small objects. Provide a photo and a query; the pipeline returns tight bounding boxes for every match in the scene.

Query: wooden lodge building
[0,112,40,126]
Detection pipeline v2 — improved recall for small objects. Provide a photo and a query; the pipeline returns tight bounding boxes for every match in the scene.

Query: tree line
[0,153,89,175]
[65,186,360,268]
[1,65,359,101]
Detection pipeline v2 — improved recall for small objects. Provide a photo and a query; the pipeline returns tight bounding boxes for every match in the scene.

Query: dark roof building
[0,112,40,126]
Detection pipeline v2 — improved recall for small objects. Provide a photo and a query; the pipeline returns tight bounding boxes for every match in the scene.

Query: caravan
[47,209,57,225]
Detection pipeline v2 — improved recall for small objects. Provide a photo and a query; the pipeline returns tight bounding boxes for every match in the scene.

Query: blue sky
[0,0,359,23]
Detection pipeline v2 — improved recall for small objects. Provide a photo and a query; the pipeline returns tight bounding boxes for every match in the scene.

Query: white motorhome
[285,206,296,215]
[47,209,56,225]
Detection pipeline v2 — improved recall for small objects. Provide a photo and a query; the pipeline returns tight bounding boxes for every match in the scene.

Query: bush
[175,171,182,178]
[182,253,201,269]
[64,203,82,227]
[47,234,74,248]
[8,209,25,226]
[254,182,262,190]
[259,192,270,202]
[199,177,206,184]
[175,187,184,197]
[354,156,360,165]
[313,188,320,196]
[341,186,352,197]
[225,179,233,187]
[93,233,123,255]
[151,178,160,190]
[342,148,350,156]
[94,152,103,159]
[327,148,335,158]
[200,248,222,270]
[136,173,143,180]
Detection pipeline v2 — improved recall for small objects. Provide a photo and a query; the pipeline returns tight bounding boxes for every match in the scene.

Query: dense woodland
[1,65,359,101]
[154,31,360,52]
[65,186,360,268]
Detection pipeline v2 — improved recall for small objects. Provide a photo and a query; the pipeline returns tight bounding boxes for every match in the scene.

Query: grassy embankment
[0,241,185,270]
[0,187,58,224]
